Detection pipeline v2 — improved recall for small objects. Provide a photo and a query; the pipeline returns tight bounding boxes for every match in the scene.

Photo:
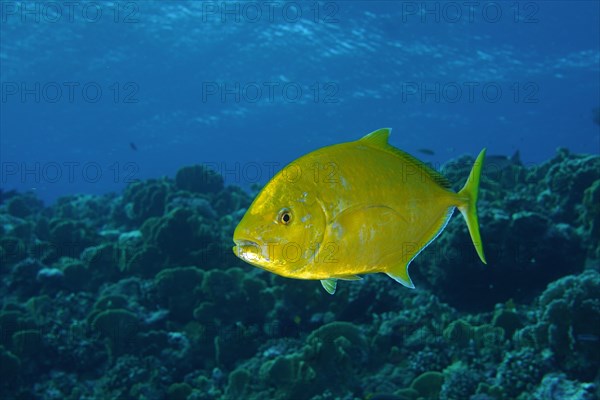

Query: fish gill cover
[0,1,599,400]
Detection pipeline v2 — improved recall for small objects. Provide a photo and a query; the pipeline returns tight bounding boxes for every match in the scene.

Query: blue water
[1,1,599,203]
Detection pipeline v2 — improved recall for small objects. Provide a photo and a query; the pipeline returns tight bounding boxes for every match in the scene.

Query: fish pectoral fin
[331,204,408,239]
[386,263,415,289]
[335,275,362,281]
[320,279,337,294]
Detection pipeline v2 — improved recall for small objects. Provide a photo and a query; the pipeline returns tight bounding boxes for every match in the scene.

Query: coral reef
[412,150,596,310]
[518,270,600,380]
[0,151,598,399]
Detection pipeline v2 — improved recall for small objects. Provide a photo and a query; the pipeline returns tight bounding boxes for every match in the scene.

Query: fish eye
[277,208,292,225]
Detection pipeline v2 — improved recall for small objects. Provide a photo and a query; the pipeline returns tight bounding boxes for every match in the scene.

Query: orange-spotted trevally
[233,128,487,294]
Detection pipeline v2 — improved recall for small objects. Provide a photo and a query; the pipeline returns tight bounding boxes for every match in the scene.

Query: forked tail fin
[457,149,487,264]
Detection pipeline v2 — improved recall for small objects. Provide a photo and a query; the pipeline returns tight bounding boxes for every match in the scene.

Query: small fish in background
[486,150,522,170]
[129,142,138,151]
[576,333,599,343]
[417,148,435,156]
[593,107,599,126]
[233,128,487,294]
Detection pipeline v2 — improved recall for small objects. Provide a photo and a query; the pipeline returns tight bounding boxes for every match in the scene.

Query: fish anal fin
[320,279,337,294]
[386,263,415,289]
[335,275,362,281]
[384,206,455,290]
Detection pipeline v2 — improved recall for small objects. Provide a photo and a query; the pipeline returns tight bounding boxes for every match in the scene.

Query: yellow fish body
[233,128,487,294]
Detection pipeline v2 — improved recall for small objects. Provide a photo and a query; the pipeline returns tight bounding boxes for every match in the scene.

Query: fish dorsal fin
[320,279,337,294]
[401,152,452,189]
[359,128,391,148]
[358,128,452,190]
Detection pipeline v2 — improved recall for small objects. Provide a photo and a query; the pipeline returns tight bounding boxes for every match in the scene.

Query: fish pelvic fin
[457,148,487,264]
[320,279,337,294]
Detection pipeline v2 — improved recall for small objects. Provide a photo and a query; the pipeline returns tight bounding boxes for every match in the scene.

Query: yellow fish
[233,128,487,294]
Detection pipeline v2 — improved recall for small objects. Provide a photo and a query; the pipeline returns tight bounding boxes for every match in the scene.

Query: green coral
[201,269,237,299]
[119,245,164,278]
[120,178,172,225]
[0,212,36,242]
[155,266,205,322]
[198,270,274,368]
[519,270,600,380]
[443,319,504,350]
[259,354,316,398]
[543,150,600,221]
[410,371,444,399]
[0,345,21,386]
[579,179,600,258]
[141,207,222,266]
[51,194,113,222]
[439,362,480,399]
[7,197,32,218]
[443,320,473,347]
[213,185,249,216]
[0,236,26,266]
[0,310,35,348]
[302,321,368,392]
[492,305,523,338]
[193,268,274,326]
[6,193,42,218]
[167,382,192,400]
[393,389,419,400]
[225,368,251,399]
[175,164,224,194]
[48,218,95,260]
[11,259,44,297]
[220,321,370,399]
[11,329,43,358]
[94,295,130,311]
[494,347,548,397]
[24,295,54,327]
[81,243,120,279]
[55,257,90,291]
[91,309,140,357]
[29,240,59,265]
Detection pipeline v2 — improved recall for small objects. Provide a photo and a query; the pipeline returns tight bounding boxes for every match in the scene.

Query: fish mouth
[233,239,269,263]
[234,239,259,250]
